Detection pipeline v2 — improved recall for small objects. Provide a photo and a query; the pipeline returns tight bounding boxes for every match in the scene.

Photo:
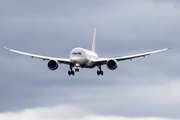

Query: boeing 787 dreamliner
[4,28,173,76]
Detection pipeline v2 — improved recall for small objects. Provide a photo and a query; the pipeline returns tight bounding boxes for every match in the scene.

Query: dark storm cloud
[0,0,180,119]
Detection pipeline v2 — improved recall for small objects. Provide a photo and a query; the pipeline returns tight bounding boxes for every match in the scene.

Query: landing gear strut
[68,64,75,76]
[97,65,103,76]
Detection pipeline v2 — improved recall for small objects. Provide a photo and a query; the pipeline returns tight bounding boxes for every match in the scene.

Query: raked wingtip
[3,46,9,50]
[168,45,177,50]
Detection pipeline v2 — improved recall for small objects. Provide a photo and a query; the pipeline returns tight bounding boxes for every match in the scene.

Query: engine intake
[48,59,58,70]
[106,59,118,70]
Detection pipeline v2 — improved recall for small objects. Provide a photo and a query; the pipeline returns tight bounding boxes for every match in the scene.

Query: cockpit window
[72,52,81,55]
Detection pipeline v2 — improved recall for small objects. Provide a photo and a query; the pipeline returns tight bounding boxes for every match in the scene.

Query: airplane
[4,28,173,76]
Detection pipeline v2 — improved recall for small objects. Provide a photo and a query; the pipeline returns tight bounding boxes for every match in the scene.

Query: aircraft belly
[83,59,96,68]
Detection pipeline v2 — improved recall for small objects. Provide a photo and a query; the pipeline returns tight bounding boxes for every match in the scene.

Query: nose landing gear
[75,68,79,72]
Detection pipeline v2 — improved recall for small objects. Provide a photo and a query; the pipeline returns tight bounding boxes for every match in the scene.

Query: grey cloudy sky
[0,0,180,120]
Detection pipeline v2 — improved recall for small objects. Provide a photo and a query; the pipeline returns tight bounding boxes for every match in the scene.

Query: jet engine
[47,59,58,70]
[106,59,118,70]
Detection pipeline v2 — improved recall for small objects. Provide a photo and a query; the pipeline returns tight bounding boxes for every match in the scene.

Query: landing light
[75,63,80,67]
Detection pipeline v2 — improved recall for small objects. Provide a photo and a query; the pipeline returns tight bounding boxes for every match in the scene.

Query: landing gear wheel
[75,68,79,72]
[68,71,71,76]
[97,70,103,76]
[97,71,100,76]
[68,70,75,76]
[72,71,75,75]
[100,71,103,75]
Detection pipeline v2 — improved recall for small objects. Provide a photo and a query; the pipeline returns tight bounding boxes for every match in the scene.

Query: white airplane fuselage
[70,47,98,68]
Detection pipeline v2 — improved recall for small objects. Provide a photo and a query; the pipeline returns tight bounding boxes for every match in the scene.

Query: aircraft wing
[4,47,71,65]
[92,47,173,65]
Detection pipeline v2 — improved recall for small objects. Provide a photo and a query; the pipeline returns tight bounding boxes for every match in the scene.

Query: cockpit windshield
[72,52,81,55]
[70,48,86,57]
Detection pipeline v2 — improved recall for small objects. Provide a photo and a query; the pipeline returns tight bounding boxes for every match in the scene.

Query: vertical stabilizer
[91,28,96,52]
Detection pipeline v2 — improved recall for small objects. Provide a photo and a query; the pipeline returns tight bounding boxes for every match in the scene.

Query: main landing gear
[68,64,75,76]
[97,65,103,76]
[68,64,80,76]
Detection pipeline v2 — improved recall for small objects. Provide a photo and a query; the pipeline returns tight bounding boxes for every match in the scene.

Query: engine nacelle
[106,59,118,70]
[47,59,58,70]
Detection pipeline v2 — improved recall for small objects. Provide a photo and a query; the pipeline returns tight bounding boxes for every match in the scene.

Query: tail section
[91,28,96,52]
